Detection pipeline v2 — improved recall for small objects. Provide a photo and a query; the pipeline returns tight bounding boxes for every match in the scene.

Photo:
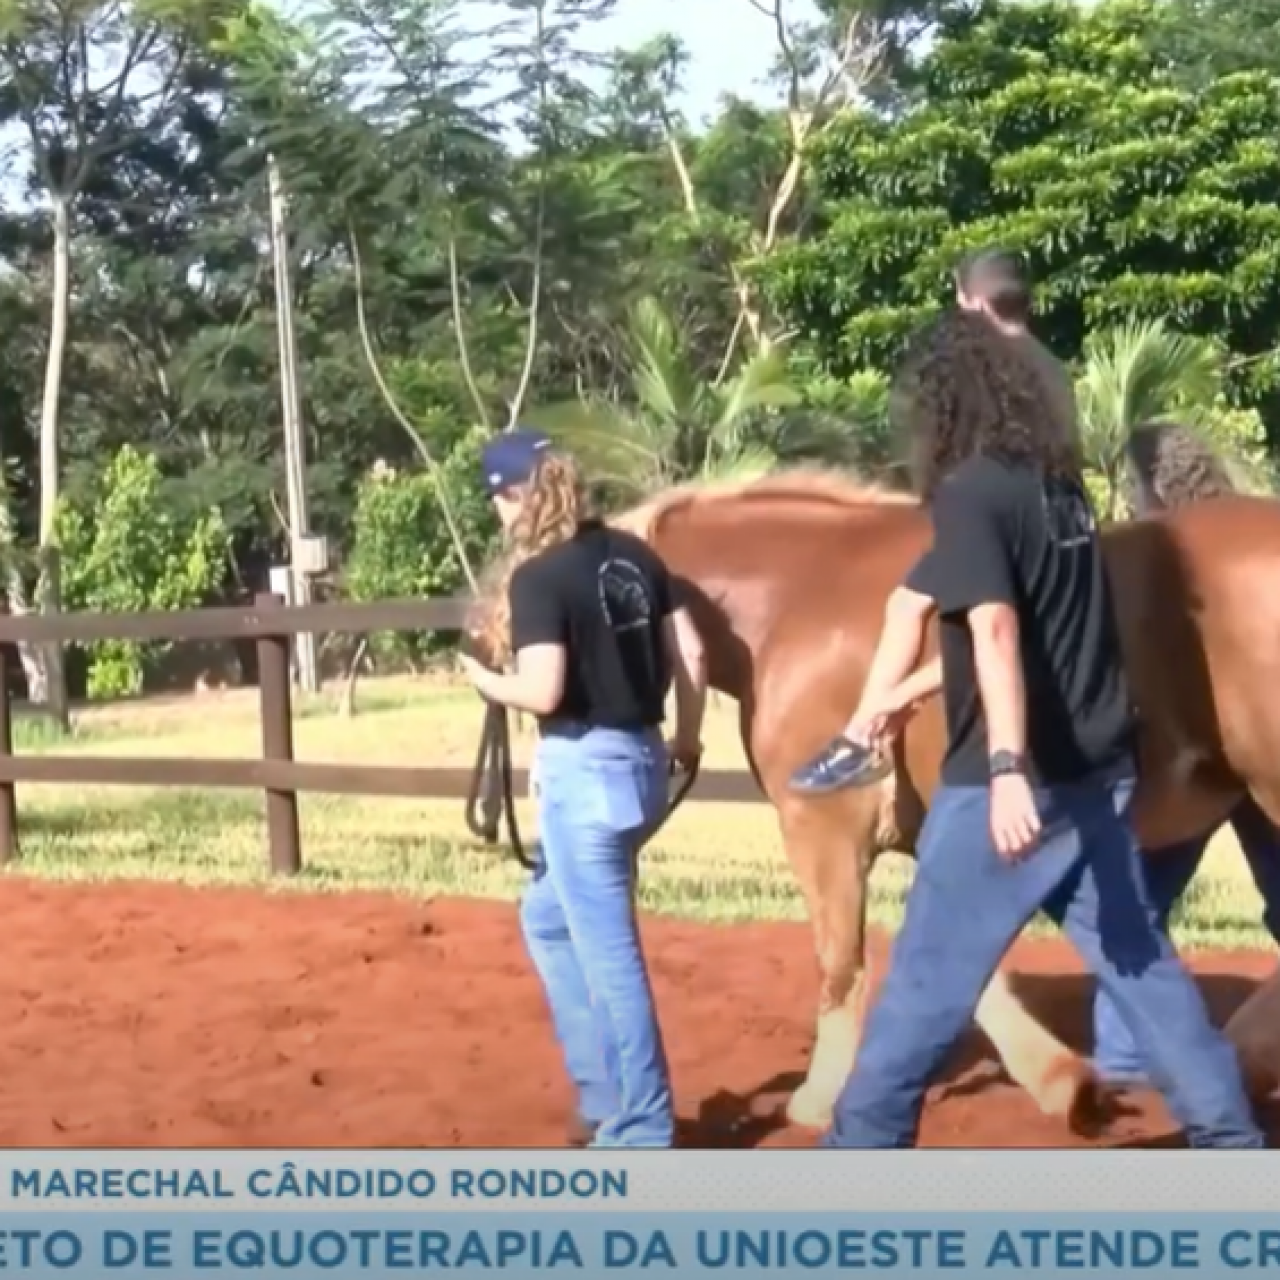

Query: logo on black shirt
[1042,478,1096,550]
[597,558,653,634]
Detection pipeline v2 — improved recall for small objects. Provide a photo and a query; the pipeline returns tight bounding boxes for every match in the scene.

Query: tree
[0,0,242,714]
[56,444,231,697]
[536,295,801,496]
[1147,0,1280,87]
[650,0,886,377]
[761,0,1280,434]
[344,432,497,669]
[1074,318,1224,519]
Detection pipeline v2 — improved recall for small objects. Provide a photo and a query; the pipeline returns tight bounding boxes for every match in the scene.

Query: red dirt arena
[0,879,1276,1149]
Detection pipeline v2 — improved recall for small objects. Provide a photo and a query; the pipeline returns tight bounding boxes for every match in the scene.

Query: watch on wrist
[988,750,1026,779]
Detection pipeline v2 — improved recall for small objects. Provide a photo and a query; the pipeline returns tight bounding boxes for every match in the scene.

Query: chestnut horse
[612,472,1280,1129]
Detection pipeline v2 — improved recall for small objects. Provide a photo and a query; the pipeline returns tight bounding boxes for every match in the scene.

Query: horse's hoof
[1039,1055,1104,1135]
[785,1085,834,1130]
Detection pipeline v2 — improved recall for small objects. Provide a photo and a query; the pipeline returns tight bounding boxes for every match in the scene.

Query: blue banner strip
[0,1211,1272,1277]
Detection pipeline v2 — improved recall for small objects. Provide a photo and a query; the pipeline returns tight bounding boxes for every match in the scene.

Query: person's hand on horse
[849,684,922,750]
[989,773,1042,861]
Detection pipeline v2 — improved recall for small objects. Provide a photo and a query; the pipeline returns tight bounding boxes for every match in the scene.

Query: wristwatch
[988,750,1027,778]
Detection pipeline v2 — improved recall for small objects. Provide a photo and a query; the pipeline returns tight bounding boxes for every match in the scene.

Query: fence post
[256,592,302,876]
[0,600,17,863]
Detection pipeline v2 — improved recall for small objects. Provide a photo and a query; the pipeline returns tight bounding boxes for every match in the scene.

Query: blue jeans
[1094,794,1280,1082]
[825,772,1264,1149]
[521,726,672,1148]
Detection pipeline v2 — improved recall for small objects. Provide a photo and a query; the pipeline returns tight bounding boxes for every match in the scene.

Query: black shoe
[790,736,892,795]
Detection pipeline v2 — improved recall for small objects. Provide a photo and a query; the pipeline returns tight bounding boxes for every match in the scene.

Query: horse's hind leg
[1222,964,1280,1101]
[771,794,1097,1126]
[1215,784,1280,1100]
[772,787,882,1129]
[974,967,1101,1128]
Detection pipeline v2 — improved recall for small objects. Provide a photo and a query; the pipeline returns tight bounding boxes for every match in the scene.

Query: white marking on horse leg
[787,973,869,1128]
[786,780,897,1129]
[974,968,1096,1125]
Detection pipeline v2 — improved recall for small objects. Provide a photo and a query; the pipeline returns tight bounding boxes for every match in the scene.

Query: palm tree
[1075,318,1225,520]
[532,296,802,497]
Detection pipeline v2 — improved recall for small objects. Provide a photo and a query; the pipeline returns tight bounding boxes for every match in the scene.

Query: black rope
[464,702,700,869]
[464,701,534,870]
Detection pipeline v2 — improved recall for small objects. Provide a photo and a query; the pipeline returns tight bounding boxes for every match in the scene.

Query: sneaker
[790,736,893,795]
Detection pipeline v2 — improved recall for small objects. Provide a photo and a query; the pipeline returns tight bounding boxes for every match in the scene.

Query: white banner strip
[0,1150,1271,1213]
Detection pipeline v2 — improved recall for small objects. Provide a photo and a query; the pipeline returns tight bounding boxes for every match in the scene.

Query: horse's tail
[1124,421,1238,516]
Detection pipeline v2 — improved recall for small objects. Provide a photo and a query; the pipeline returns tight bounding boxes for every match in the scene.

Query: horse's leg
[973,967,1100,1125]
[731,689,880,1128]
[1216,785,1280,1099]
[772,800,1096,1128]
[771,786,883,1129]
[1222,964,1280,1100]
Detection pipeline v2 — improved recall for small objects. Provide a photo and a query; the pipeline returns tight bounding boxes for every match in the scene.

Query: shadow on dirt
[678,1072,806,1149]
[678,971,1278,1149]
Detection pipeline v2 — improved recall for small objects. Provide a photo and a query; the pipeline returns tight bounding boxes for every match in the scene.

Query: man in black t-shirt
[817,309,1263,1149]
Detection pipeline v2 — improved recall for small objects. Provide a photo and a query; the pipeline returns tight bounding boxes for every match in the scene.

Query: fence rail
[0,593,764,875]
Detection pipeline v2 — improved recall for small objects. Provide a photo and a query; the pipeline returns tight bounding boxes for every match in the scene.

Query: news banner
[0,1152,1272,1278]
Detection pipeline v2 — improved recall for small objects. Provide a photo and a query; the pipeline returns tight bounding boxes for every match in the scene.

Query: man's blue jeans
[521,726,672,1148]
[1094,794,1280,1083]
[824,772,1264,1149]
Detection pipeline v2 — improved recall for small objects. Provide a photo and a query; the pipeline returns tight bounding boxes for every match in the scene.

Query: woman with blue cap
[460,427,708,1148]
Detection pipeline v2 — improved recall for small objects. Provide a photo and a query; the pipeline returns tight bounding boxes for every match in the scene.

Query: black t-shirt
[905,456,1134,786]
[508,522,675,730]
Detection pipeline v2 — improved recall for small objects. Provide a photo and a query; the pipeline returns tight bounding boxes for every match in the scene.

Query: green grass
[3,677,1271,950]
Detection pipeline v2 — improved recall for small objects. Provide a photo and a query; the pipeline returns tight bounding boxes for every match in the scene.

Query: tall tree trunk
[0,470,48,703]
[35,194,71,729]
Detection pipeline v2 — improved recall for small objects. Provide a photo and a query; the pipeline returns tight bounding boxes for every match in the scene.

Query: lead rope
[464,701,534,870]
[464,704,701,868]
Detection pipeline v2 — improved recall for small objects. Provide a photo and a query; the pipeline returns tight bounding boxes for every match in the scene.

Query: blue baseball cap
[480,428,553,497]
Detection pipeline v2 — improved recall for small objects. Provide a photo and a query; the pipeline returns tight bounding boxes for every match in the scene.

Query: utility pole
[267,152,319,693]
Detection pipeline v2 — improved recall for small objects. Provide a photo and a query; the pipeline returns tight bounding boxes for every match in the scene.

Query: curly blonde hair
[1125,421,1237,515]
[471,451,587,666]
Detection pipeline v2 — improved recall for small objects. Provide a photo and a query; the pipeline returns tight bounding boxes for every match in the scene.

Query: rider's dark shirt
[906,457,1135,787]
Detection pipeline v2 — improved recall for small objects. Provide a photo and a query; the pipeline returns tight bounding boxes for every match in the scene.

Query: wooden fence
[0,595,764,874]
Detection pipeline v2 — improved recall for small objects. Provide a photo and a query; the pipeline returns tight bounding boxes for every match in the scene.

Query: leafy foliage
[56,446,231,697]
[534,296,802,497]
[344,433,499,665]
[762,0,1280,425]
[0,0,1270,698]
[1075,318,1224,516]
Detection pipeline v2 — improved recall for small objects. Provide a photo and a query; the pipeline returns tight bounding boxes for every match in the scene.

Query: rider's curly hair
[896,308,1081,500]
[1125,421,1237,515]
[472,452,589,666]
